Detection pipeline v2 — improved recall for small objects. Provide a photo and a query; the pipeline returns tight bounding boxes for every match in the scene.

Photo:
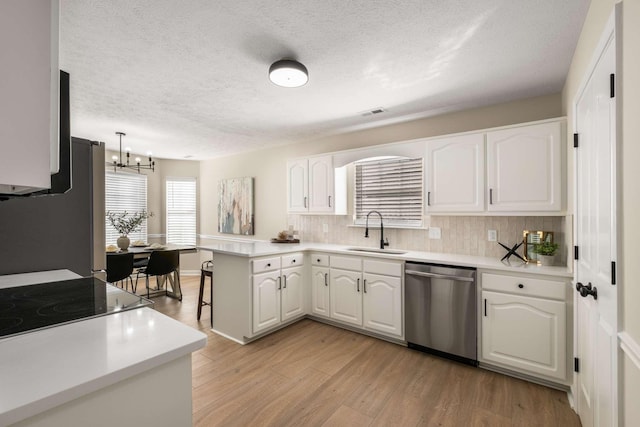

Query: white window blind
[166,177,196,245]
[354,157,423,226]
[105,172,148,244]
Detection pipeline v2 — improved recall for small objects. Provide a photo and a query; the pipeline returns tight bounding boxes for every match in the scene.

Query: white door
[287,159,308,212]
[308,155,334,213]
[481,291,566,380]
[426,133,485,213]
[486,121,562,212]
[311,266,330,317]
[252,270,281,333]
[281,266,304,321]
[363,273,402,337]
[329,268,362,326]
[574,18,617,427]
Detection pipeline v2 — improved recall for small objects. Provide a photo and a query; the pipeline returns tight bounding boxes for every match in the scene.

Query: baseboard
[179,270,200,276]
[210,328,247,345]
[619,331,640,370]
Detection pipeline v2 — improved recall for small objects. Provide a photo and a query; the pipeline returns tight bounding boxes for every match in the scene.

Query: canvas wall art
[218,177,254,235]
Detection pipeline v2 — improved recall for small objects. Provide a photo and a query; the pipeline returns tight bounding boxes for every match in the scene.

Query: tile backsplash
[288,215,570,266]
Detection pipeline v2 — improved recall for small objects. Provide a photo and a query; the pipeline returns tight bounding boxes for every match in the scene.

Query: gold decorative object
[523,230,554,263]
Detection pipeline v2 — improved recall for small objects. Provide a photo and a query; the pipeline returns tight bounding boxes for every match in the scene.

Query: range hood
[0,71,71,201]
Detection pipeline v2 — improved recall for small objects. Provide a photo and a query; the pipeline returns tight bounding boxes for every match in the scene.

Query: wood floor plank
[321,405,373,427]
[151,276,582,427]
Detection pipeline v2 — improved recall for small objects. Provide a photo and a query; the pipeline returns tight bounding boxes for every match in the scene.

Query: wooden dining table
[107,244,196,300]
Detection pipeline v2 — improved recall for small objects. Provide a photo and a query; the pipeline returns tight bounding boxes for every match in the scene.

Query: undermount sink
[345,247,407,255]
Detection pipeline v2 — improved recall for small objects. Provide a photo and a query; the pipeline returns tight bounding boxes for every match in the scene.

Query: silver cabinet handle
[357,278,360,292]
[304,196,307,208]
[489,188,493,204]
[283,274,287,288]
[427,191,430,206]
[405,269,475,282]
[328,195,332,207]
[364,279,367,293]
[278,276,282,290]
[324,273,328,286]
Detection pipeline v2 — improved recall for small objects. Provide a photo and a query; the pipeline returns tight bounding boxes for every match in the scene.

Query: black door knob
[576,282,584,292]
[578,282,598,300]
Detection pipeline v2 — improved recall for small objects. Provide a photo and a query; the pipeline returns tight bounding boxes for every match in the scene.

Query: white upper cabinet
[426,133,485,213]
[287,159,308,213]
[308,155,334,212]
[486,121,562,212]
[0,0,59,192]
[287,155,345,214]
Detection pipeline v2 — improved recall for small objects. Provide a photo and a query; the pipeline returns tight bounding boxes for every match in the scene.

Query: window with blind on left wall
[166,177,196,245]
[105,172,148,245]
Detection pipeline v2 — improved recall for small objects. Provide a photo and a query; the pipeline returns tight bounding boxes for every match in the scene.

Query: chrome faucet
[365,210,389,250]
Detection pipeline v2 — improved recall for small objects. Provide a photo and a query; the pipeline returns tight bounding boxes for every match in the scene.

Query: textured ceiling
[59,0,590,160]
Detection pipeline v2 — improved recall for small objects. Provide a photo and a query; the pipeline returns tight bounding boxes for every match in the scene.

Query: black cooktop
[0,277,153,339]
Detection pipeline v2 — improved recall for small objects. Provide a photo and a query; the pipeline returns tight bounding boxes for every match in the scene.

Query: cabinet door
[287,159,308,212]
[482,291,566,380]
[311,266,330,318]
[252,270,281,333]
[363,273,402,337]
[486,121,562,212]
[426,134,485,213]
[329,268,362,326]
[0,1,59,191]
[281,266,304,321]
[308,155,334,213]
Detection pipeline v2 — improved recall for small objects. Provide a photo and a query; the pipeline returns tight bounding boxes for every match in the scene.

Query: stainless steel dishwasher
[405,262,477,366]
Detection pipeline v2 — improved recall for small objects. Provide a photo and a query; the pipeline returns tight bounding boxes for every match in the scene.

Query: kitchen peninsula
[0,270,207,427]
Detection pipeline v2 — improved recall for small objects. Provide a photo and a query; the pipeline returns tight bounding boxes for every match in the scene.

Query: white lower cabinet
[325,255,403,339]
[311,254,330,318]
[253,270,281,333]
[480,272,567,382]
[362,273,402,337]
[252,253,305,334]
[330,268,362,326]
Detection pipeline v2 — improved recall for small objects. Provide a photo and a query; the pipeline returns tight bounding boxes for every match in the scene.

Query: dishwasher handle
[405,269,475,282]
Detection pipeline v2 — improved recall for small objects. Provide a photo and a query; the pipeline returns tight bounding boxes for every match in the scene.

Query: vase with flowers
[106,210,151,250]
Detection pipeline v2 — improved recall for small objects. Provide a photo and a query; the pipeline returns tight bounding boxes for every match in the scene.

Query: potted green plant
[106,210,151,250]
[533,241,559,266]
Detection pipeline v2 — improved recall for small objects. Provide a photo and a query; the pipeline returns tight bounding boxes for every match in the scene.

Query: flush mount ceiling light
[269,59,308,88]
[109,131,155,173]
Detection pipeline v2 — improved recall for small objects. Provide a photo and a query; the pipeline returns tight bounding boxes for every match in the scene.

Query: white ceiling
[59,0,590,161]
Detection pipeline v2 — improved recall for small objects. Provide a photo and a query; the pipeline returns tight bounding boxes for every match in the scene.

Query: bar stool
[198,260,213,326]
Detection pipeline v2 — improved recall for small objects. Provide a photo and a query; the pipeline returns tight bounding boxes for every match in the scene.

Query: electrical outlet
[488,230,497,241]
[322,223,329,233]
[428,227,441,239]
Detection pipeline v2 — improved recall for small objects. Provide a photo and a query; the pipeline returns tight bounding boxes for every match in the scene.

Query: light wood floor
[150,276,582,427]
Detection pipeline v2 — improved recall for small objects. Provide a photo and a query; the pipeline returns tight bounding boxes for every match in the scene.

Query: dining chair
[106,252,135,292]
[136,249,181,299]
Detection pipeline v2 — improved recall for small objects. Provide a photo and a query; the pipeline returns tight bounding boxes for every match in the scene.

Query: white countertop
[198,240,573,277]
[0,272,207,426]
[0,269,81,289]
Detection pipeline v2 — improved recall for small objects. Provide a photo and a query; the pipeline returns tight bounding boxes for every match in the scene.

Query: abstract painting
[218,177,254,235]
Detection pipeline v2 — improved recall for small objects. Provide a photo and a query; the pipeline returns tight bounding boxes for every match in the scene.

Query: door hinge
[574,357,580,373]
[612,261,617,285]
[573,133,579,148]
[610,73,615,98]
[574,246,579,260]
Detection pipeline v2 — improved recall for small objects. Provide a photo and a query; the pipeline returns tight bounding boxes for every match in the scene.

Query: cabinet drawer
[252,256,281,273]
[281,253,304,268]
[311,253,329,267]
[482,273,566,300]
[364,259,402,277]
[331,256,362,271]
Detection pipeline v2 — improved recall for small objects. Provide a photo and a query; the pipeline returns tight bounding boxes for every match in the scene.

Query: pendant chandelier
[110,131,155,173]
